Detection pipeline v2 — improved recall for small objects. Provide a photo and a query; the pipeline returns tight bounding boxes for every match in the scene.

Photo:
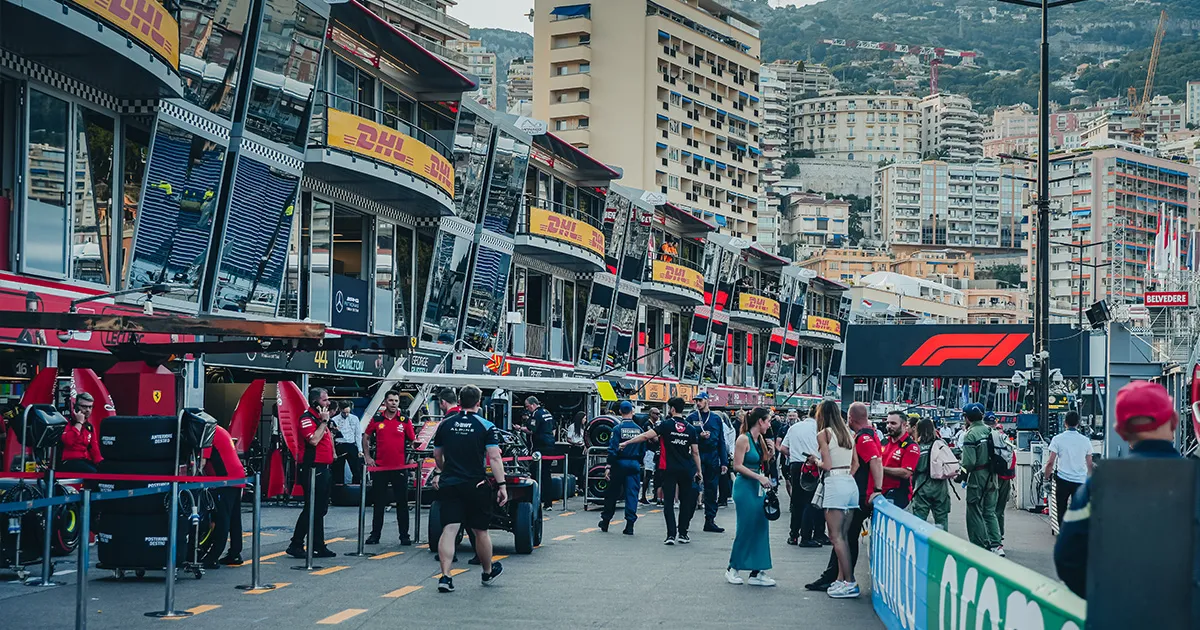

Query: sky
[446,0,827,35]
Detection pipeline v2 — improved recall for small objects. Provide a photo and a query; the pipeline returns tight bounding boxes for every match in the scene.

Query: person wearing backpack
[958,403,1002,554]
[986,413,1017,554]
[908,418,953,530]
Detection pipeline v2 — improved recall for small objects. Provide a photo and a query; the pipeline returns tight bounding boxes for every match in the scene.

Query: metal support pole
[28,462,63,586]
[1035,0,1052,437]
[145,482,190,618]
[237,473,274,590]
[76,490,90,630]
[413,461,423,546]
[535,456,545,508]
[292,466,321,571]
[562,451,570,512]
[345,462,374,557]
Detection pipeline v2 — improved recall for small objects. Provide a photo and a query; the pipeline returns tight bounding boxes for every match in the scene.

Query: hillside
[471,28,534,109]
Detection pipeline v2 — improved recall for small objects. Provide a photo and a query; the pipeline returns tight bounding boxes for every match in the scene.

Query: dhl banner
[738,293,781,319]
[528,207,605,256]
[806,315,841,337]
[74,0,180,70]
[651,260,704,293]
[326,108,455,196]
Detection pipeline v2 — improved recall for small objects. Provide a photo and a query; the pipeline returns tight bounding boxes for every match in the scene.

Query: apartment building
[507,56,535,115]
[533,0,765,239]
[797,247,976,286]
[779,193,849,249]
[764,60,836,99]
[449,40,498,107]
[919,93,984,161]
[872,160,1028,254]
[1034,148,1197,314]
[965,283,1030,325]
[361,0,472,70]
[1187,81,1200,128]
[798,248,891,285]
[850,272,968,324]
[756,63,789,253]
[793,94,921,163]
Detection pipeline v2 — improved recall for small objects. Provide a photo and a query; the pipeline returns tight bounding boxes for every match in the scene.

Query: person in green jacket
[907,418,950,530]
[958,403,1001,553]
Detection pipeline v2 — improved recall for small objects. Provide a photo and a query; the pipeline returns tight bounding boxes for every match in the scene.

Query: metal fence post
[345,463,373,557]
[292,466,321,571]
[75,489,90,630]
[145,481,191,618]
[237,473,274,591]
[28,465,64,587]
[413,461,423,546]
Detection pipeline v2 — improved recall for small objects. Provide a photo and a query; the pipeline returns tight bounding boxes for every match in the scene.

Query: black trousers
[788,463,819,540]
[818,504,870,584]
[371,470,410,539]
[535,443,557,507]
[701,462,721,521]
[1054,474,1082,530]
[202,487,243,562]
[660,468,699,538]
[291,464,331,549]
[334,443,362,484]
[717,463,732,504]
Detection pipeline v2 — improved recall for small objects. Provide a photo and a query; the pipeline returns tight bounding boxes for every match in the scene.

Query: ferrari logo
[152,390,162,403]
[378,423,385,429]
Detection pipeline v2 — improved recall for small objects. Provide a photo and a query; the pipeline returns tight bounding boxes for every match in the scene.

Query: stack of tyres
[0,480,46,570]
[95,416,188,572]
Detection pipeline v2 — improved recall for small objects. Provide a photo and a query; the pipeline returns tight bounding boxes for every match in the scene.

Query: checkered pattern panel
[116,99,160,116]
[513,253,567,277]
[240,136,305,173]
[301,176,418,230]
[0,47,119,110]
[158,100,230,141]
[478,231,514,254]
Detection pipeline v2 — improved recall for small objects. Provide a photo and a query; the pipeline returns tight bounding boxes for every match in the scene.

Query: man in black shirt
[431,385,507,593]
[620,397,702,545]
[523,396,557,509]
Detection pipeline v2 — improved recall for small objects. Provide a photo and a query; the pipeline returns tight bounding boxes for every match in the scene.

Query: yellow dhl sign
[528,207,605,256]
[326,108,455,196]
[74,0,180,70]
[738,293,781,319]
[651,260,704,293]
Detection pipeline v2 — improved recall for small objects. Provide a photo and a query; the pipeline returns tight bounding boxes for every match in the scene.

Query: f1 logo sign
[902,333,1029,367]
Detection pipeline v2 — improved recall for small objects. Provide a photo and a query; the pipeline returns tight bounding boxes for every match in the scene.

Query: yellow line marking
[324,537,346,544]
[316,609,368,625]
[542,517,551,522]
[558,511,576,517]
[415,544,429,549]
[611,520,624,526]
[383,585,422,598]
[649,509,662,513]
[579,527,599,533]
[243,532,276,537]
[433,568,469,579]
[163,604,219,618]
[370,551,403,560]
[312,565,350,576]
[552,535,574,541]
[244,582,289,595]
[260,562,275,565]
[260,552,288,560]
[492,555,508,561]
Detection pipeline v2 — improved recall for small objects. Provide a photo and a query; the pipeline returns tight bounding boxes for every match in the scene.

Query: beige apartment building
[965,284,1030,324]
[919,93,984,161]
[449,40,498,108]
[534,0,764,238]
[506,56,534,115]
[792,93,922,163]
[797,246,975,287]
[362,0,472,70]
[779,193,849,249]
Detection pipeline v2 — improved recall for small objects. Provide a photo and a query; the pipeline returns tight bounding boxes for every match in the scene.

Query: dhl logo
[347,123,415,166]
[741,294,780,318]
[653,262,704,292]
[529,208,605,255]
[327,110,455,196]
[807,316,841,335]
[82,0,179,67]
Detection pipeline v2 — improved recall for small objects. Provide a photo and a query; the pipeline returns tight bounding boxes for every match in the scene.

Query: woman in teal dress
[726,407,776,587]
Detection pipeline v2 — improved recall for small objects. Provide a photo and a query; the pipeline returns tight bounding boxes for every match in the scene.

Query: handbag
[762,488,781,521]
[810,471,827,507]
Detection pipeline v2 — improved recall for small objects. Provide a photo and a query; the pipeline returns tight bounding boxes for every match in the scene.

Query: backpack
[986,429,1015,476]
[929,439,961,480]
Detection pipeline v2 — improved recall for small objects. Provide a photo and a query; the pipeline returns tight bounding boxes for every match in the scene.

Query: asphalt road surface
[0,493,886,629]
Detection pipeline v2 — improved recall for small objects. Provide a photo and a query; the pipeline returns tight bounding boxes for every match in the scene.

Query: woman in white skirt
[812,399,861,598]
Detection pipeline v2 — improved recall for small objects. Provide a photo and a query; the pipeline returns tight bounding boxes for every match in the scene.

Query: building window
[578,117,589,128]
[579,89,590,101]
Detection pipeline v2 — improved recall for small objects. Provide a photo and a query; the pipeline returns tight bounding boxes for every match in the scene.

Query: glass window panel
[481,130,530,235]
[308,197,332,322]
[462,246,511,353]
[280,199,302,319]
[333,58,357,114]
[119,123,150,289]
[73,107,115,285]
[357,72,375,118]
[24,90,69,277]
[451,107,493,222]
[382,86,415,131]
[394,226,413,337]
[562,280,574,363]
[127,120,225,303]
[178,0,251,119]
[245,0,326,151]
[211,156,300,313]
[375,221,395,334]
[576,280,614,371]
[420,232,471,343]
[415,230,435,328]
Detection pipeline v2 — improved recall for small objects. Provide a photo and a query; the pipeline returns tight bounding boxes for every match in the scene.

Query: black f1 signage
[844,324,1087,378]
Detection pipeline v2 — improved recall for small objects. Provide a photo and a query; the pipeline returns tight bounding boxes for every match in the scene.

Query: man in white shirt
[1042,411,1093,529]
[780,406,822,547]
[717,410,736,506]
[332,401,363,484]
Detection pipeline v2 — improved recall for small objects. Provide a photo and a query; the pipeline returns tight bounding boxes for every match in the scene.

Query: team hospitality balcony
[728,247,788,329]
[643,205,718,306]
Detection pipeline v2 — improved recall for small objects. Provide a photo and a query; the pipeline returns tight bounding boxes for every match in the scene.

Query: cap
[962,403,985,422]
[1115,381,1174,435]
[618,400,634,414]
[984,411,997,425]
[693,392,711,401]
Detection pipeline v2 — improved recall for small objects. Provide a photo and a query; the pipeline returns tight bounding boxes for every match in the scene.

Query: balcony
[514,195,606,272]
[388,0,470,38]
[395,28,469,67]
[4,0,185,99]
[554,127,590,146]
[797,313,842,342]
[729,290,781,328]
[550,44,591,65]
[642,256,706,306]
[547,14,591,36]
[305,91,454,217]
[548,72,591,92]
[550,100,591,119]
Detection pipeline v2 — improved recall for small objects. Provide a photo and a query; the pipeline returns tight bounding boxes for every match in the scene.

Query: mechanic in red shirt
[59,393,102,473]
[363,390,417,546]
[880,410,921,508]
[807,402,884,592]
[200,425,246,568]
[287,387,336,559]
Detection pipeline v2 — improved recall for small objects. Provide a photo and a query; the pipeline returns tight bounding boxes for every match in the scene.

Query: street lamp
[994,0,1088,434]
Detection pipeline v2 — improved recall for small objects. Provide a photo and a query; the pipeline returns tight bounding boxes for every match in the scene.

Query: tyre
[427,500,443,549]
[546,476,564,502]
[563,474,577,499]
[585,416,616,448]
[513,501,534,555]
[50,484,82,556]
[533,505,544,547]
[587,465,609,499]
[99,416,181,461]
[93,459,175,515]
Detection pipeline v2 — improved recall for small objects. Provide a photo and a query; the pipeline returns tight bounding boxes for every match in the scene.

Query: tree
[977,264,1025,288]
[839,194,870,246]
[783,162,800,178]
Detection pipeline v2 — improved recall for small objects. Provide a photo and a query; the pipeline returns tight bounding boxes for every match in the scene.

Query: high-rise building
[763,60,836,99]
[872,160,1027,254]
[506,56,534,115]
[532,0,764,238]
[1186,81,1200,128]
[793,94,921,163]
[448,40,498,108]
[756,63,789,253]
[918,93,984,161]
[360,0,472,70]
[779,193,849,250]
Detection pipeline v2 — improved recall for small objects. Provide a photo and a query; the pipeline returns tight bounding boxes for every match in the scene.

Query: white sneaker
[993,546,1006,557]
[827,580,847,594]
[725,568,743,585]
[828,581,860,598]
[747,572,776,587]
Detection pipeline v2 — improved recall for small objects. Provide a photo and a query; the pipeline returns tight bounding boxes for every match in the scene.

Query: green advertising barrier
[872,497,1086,630]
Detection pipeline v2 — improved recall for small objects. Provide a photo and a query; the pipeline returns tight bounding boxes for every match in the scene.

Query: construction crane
[1130,10,1167,142]
[821,38,979,96]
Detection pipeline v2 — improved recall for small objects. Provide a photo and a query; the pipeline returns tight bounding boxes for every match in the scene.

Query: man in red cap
[1053,380,1181,597]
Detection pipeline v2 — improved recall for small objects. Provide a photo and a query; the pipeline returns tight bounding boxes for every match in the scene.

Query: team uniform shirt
[432,411,499,487]
[653,417,699,474]
[853,429,884,504]
[331,412,361,444]
[203,425,246,487]
[1048,429,1092,484]
[364,412,416,469]
[608,419,647,464]
[299,408,335,465]
[529,407,556,451]
[685,410,727,466]
[881,432,921,498]
[61,422,101,464]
